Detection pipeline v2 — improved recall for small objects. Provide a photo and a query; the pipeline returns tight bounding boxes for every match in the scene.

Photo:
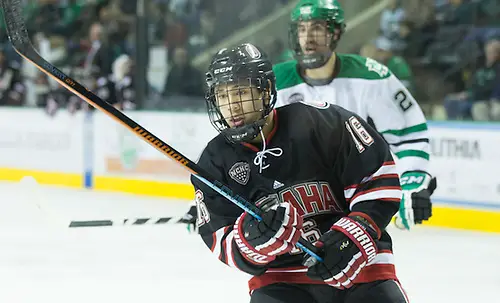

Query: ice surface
[0,181,498,303]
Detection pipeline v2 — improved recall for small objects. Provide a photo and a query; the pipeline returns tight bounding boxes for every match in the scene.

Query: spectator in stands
[380,0,406,41]
[30,0,61,36]
[164,8,189,63]
[112,54,136,110]
[83,22,104,75]
[163,47,204,97]
[51,0,86,37]
[379,0,426,55]
[403,0,435,30]
[96,2,130,59]
[402,0,437,57]
[470,38,500,120]
[169,0,200,25]
[169,0,190,18]
[119,0,138,16]
[391,19,419,55]
[85,53,136,113]
[0,46,25,106]
[373,36,416,93]
[83,22,116,79]
[189,8,216,56]
[435,0,477,26]
[444,39,500,120]
[477,0,500,26]
[149,1,169,43]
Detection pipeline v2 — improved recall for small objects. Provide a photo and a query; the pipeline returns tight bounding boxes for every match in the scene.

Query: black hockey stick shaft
[0,0,322,261]
[69,216,186,228]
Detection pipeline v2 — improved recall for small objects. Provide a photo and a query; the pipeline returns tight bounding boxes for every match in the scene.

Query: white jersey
[273,54,429,175]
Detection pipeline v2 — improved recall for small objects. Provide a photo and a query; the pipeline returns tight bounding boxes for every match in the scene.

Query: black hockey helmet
[205,43,277,143]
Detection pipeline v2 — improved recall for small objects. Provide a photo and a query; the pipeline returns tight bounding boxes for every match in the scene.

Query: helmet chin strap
[223,118,265,143]
[298,50,332,69]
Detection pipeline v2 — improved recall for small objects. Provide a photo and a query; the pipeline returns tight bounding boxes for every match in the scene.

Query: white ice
[0,180,498,303]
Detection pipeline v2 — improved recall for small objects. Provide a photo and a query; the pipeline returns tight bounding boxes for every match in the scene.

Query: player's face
[215,83,266,128]
[297,20,331,56]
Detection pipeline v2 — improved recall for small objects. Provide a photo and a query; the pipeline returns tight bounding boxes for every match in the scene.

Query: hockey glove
[179,205,198,233]
[395,172,437,230]
[305,215,379,289]
[233,195,303,266]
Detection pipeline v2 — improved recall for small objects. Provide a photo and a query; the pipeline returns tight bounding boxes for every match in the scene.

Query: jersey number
[195,190,210,227]
[395,90,413,112]
[345,116,374,153]
[289,219,322,255]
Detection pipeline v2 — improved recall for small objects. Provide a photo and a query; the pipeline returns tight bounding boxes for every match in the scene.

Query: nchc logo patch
[228,162,251,185]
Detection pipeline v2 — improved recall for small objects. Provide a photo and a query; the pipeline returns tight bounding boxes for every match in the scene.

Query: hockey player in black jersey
[191,43,409,303]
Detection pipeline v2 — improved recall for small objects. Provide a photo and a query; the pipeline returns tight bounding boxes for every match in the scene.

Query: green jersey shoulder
[273,54,392,90]
[273,60,304,91]
[337,54,392,80]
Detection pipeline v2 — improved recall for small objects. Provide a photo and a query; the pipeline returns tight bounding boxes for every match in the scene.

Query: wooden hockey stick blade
[69,217,186,228]
[0,0,322,261]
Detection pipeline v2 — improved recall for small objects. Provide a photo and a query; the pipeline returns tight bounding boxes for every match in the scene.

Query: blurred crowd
[0,0,138,113]
[0,0,498,121]
[361,0,500,121]
[0,0,291,114]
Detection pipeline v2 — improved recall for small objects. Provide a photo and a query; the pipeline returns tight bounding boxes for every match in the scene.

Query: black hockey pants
[249,280,409,303]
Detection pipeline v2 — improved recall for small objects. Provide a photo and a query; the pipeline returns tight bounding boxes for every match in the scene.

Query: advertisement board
[428,122,500,210]
[0,108,84,186]
[0,108,498,231]
[92,111,217,182]
[90,111,218,198]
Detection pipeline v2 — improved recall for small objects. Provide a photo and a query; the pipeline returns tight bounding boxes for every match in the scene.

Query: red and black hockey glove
[305,214,380,289]
[234,195,303,265]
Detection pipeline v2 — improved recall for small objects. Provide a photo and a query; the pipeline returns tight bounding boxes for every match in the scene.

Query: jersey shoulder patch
[337,54,391,80]
[273,60,304,91]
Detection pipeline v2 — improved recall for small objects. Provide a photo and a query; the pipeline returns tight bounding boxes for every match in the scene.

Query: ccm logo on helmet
[214,67,233,74]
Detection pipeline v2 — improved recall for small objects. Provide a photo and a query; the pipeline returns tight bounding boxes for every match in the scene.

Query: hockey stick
[0,0,321,262]
[69,216,188,228]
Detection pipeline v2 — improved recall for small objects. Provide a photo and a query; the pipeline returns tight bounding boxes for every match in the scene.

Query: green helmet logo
[289,0,346,69]
[299,5,313,16]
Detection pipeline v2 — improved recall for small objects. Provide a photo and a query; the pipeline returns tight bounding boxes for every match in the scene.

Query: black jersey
[191,102,402,292]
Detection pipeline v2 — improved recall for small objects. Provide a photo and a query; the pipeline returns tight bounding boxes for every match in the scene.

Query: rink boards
[0,108,499,232]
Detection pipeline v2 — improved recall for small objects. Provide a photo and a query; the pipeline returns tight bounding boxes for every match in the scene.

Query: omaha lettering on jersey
[279,182,343,216]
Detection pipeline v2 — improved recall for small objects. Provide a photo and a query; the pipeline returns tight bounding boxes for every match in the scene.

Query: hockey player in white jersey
[275,0,436,230]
